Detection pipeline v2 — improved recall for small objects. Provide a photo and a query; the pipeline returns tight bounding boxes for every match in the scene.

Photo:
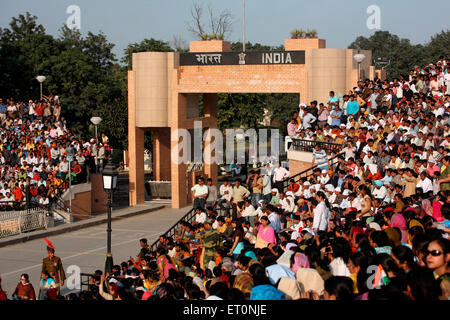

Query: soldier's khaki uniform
[41,256,66,294]
[183,228,222,269]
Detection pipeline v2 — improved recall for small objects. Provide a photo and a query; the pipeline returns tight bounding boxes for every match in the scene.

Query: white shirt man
[39,196,49,206]
[318,171,330,185]
[194,210,207,224]
[59,159,69,173]
[348,196,362,211]
[329,257,351,277]
[219,183,232,202]
[4,192,14,202]
[416,174,433,194]
[262,173,272,196]
[339,191,350,210]
[373,182,388,202]
[273,165,290,184]
[280,197,295,213]
[302,111,317,129]
[241,203,257,218]
[191,183,208,199]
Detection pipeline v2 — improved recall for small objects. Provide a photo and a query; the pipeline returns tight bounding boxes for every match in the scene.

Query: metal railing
[291,138,343,155]
[280,151,344,192]
[150,208,196,251]
[0,201,50,238]
[79,273,94,293]
[148,147,344,251]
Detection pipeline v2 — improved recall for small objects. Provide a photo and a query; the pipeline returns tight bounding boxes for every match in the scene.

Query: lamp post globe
[36,75,46,100]
[90,117,102,142]
[353,53,366,81]
[102,158,119,275]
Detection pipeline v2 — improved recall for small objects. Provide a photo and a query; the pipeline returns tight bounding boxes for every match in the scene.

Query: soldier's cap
[44,238,55,252]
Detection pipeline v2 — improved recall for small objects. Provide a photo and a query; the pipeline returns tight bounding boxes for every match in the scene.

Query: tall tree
[187,2,233,40]
[348,30,428,79]
[122,38,173,70]
[425,30,450,63]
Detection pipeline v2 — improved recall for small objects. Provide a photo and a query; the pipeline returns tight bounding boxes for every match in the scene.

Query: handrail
[149,154,345,251]
[281,151,344,192]
[0,200,46,211]
[291,138,343,154]
[150,208,195,251]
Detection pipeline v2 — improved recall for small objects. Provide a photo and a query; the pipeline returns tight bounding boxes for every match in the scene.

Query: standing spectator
[330,106,342,129]
[250,169,263,208]
[346,95,359,117]
[191,177,208,210]
[205,178,218,208]
[318,103,330,129]
[301,108,317,130]
[312,144,329,172]
[230,179,250,220]
[217,180,232,216]
[272,162,290,193]
[312,191,331,233]
[262,170,272,203]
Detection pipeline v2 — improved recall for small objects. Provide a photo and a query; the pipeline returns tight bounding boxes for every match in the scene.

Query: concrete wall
[91,174,108,213]
[128,38,374,208]
[67,191,91,219]
[190,40,231,53]
[132,52,179,128]
[177,64,307,94]
[285,38,326,50]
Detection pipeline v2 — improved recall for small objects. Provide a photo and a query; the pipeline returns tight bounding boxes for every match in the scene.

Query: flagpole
[242,0,246,52]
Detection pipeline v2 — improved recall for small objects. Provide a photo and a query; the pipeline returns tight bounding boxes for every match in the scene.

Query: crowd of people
[2,58,449,302]
[16,56,446,302]
[0,94,112,211]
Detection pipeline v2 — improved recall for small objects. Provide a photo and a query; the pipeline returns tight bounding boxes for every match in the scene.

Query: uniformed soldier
[41,239,66,295]
[138,238,150,258]
[180,219,222,271]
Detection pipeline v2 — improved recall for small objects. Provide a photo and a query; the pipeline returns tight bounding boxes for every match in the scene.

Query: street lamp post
[353,53,366,81]
[102,158,119,275]
[36,75,46,100]
[90,116,102,143]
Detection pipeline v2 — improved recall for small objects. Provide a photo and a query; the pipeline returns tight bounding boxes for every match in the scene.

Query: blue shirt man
[330,109,342,128]
[346,97,359,116]
[328,91,339,106]
[268,210,282,234]
[0,103,6,114]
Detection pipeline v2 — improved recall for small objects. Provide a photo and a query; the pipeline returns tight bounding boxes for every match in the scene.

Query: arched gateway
[128,38,377,208]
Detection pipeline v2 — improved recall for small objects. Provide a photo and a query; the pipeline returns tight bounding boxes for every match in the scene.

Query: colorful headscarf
[250,284,286,300]
[291,253,310,272]
[233,273,254,298]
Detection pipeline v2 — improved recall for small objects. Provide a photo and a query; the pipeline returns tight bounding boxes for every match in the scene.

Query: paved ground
[0,205,190,298]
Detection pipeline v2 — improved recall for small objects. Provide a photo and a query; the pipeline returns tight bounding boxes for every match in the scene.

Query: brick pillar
[128,70,145,206]
[153,127,171,181]
[202,93,218,187]
[170,93,188,208]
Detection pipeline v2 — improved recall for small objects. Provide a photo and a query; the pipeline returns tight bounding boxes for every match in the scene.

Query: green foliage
[348,30,448,79]
[122,38,173,70]
[230,41,284,52]
[217,93,299,136]
[1,12,446,158]
[0,13,179,152]
[425,30,450,63]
